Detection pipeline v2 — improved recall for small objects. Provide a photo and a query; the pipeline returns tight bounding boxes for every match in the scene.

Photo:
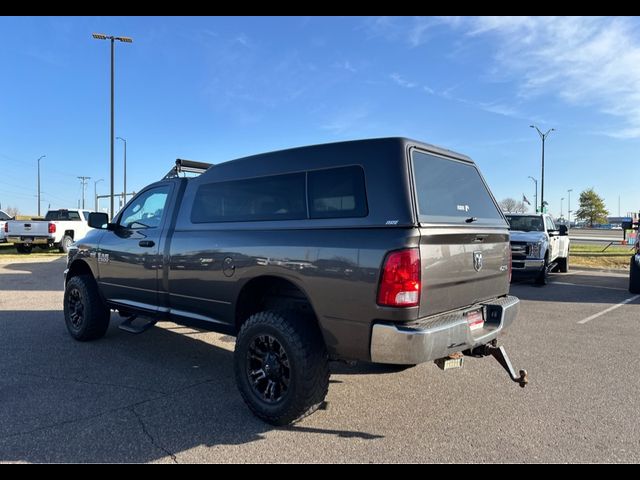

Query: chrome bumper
[370,296,520,365]
[6,236,52,245]
[511,258,544,272]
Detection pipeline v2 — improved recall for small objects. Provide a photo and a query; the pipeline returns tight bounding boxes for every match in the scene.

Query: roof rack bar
[164,158,212,179]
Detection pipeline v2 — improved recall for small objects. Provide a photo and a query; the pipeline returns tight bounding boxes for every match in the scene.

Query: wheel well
[66,260,93,285]
[235,276,316,333]
[64,230,74,239]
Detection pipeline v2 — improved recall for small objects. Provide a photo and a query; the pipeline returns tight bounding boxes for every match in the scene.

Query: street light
[116,136,127,204]
[527,176,538,213]
[37,155,46,216]
[567,189,573,231]
[560,197,565,219]
[530,125,555,214]
[92,33,133,219]
[94,178,104,212]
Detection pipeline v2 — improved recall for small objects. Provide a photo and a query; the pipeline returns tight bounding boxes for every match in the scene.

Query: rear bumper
[6,235,53,245]
[370,295,520,365]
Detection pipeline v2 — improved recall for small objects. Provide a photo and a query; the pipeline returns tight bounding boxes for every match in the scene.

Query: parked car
[5,209,94,253]
[0,210,13,243]
[63,138,523,425]
[505,213,570,285]
[625,220,640,293]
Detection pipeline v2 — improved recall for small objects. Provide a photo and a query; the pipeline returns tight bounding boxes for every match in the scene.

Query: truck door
[97,184,172,312]
[545,216,559,260]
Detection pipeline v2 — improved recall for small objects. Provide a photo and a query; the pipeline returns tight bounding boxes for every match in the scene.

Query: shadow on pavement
[0,257,66,291]
[511,271,633,304]
[0,309,382,463]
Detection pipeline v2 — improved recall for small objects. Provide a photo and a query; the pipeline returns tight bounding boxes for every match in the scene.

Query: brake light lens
[3,222,7,233]
[48,223,56,234]
[377,248,421,307]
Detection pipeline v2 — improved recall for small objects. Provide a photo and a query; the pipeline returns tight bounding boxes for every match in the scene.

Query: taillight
[48,223,56,234]
[508,244,512,283]
[3,223,7,233]
[377,248,421,307]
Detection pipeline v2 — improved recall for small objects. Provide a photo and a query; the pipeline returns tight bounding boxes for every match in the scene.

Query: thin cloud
[461,16,640,138]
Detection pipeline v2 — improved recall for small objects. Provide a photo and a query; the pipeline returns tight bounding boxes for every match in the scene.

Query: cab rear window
[412,150,504,225]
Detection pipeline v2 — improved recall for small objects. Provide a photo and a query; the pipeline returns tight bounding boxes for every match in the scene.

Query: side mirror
[558,225,568,236]
[88,212,109,229]
[622,221,633,230]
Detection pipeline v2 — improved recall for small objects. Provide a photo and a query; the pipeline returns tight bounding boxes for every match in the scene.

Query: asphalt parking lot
[1,257,638,463]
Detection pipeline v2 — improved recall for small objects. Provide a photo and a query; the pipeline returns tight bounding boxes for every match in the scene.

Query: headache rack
[164,158,212,179]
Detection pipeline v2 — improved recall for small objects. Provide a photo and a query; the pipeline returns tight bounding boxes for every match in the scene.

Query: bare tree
[499,198,517,213]
[514,201,528,213]
[5,206,19,218]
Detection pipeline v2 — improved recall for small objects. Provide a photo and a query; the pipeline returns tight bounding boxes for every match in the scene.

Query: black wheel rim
[246,334,291,404]
[67,288,84,330]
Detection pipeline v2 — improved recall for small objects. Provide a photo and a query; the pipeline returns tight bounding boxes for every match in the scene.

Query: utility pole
[528,176,538,213]
[567,189,573,231]
[37,155,46,216]
[77,176,91,209]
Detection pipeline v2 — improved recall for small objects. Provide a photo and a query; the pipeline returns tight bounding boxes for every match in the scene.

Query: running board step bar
[118,316,157,334]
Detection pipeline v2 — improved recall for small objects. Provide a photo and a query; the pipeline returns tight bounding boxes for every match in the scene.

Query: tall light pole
[37,155,46,216]
[560,197,565,219]
[116,136,127,204]
[528,176,538,213]
[92,33,133,219]
[530,125,555,214]
[94,178,104,212]
[567,189,573,231]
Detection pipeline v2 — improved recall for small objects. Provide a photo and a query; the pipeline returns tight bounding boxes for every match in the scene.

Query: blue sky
[1,16,639,219]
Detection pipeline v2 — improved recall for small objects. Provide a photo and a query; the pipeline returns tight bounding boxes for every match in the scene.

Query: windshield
[505,215,544,232]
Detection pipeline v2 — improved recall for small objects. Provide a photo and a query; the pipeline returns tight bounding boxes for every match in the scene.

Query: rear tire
[556,254,569,273]
[64,274,110,341]
[59,235,73,253]
[630,255,640,294]
[16,244,32,254]
[234,310,329,426]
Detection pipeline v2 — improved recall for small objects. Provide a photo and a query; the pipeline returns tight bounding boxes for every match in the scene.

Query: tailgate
[7,220,51,237]
[418,228,510,318]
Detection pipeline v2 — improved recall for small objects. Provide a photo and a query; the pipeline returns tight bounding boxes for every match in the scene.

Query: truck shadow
[0,310,383,463]
[0,257,66,291]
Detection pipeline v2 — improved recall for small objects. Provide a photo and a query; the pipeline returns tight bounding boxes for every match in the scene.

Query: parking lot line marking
[578,295,640,325]
[552,281,628,292]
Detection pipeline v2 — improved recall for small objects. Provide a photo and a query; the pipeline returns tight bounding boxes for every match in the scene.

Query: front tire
[630,255,640,294]
[535,255,549,285]
[234,310,329,426]
[64,274,110,341]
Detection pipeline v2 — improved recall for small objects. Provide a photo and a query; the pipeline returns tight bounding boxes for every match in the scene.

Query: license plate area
[22,237,34,243]
[466,309,484,331]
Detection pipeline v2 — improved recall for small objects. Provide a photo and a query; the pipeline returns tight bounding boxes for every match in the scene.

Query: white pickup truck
[0,210,13,243]
[5,209,93,254]
[506,213,571,285]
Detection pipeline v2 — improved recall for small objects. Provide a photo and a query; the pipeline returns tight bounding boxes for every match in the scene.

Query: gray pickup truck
[63,138,524,425]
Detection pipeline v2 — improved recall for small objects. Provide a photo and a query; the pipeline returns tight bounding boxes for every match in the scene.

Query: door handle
[139,240,155,248]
